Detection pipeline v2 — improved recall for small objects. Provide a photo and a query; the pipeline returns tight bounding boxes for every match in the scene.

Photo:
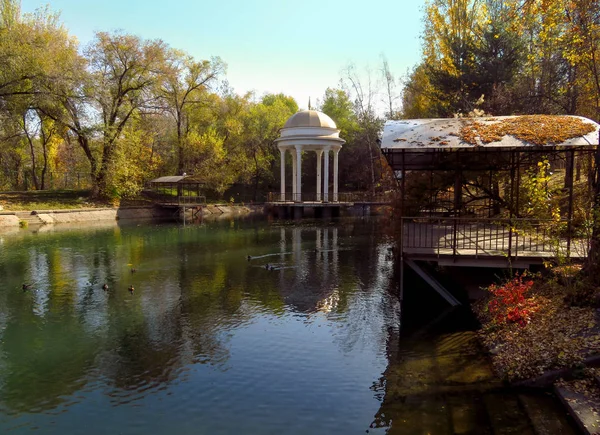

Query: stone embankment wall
[201,204,263,216]
[0,206,172,228]
[36,207,171,224]
[0,214,20,227]
[0,204,264,228]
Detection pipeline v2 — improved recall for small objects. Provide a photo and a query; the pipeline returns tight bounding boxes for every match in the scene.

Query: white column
[316,149,323,201]
[333,148,340,202]
[280,148,286,202]
[323,148,330,202]
[292,150,297,200]
[295,146,302,202]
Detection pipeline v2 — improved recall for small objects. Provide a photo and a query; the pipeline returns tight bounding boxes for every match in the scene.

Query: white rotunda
[274,110,345,202]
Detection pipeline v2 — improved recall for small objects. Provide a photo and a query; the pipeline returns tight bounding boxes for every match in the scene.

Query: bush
[487,274,539,327]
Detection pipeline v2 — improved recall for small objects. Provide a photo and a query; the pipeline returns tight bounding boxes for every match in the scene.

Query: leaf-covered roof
[381,115,599,149]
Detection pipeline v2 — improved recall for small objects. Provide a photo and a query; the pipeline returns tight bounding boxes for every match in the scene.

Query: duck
[131,268,137,273]
[128,285,134,293]
[247,255,252,261]
[102,283,109,291]
[22,283,31,291]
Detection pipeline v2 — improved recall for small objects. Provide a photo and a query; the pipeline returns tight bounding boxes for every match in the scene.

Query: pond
[0,217,576,434]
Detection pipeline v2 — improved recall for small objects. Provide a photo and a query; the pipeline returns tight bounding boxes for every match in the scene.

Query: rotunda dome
[283,110,337,129]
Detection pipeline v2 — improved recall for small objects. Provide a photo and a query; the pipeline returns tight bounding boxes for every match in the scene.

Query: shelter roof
[149,176,205,184]
[150,176,185,183]
[381,115,600,150]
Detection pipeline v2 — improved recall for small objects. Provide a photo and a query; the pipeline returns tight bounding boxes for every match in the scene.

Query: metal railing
[267,191,394,204]
[178,195,206,206]
[398,216,591,260]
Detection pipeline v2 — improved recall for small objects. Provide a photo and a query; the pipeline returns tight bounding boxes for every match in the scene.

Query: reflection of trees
[0,223,276,413]
[0,218,403,420]
[0,315,101,415]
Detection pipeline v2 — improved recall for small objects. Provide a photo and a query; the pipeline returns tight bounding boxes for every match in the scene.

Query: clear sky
[20,0,424,111]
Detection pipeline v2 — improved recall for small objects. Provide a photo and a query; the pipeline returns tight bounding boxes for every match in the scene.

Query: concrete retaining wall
[0,204,263,229]
[0,206,173,228]
[200,204,263,215]
[37,207,172,223]
[0,214,20,228]
[37,207,171,223]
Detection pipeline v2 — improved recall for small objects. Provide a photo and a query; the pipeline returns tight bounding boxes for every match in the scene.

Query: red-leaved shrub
[487,274,538,327]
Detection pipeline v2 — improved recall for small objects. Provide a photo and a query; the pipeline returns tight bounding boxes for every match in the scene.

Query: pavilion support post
[292,151,297,201]
[295,146,302,202]
[323,148,330,203]
[333,148,340,202]
[280,148,286,202]
[452,153,462,259]
[567,148,575,257]
[400,149,406,263]
[515,152,521,259]
[454,171,462,215]
[508,150,516,259]
[316,150,323,201]
[401,149,406,217]
[565,149,575,189]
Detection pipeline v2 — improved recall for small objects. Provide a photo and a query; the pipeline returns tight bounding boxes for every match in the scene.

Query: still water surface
[0,218,575,434]
[0,218,400,434]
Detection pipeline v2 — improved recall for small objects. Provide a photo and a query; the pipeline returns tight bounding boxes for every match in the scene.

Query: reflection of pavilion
[274,225,342,313]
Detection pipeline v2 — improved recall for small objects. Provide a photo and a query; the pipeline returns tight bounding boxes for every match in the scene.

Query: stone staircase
[555,376,600,435]
[14,211,44,226]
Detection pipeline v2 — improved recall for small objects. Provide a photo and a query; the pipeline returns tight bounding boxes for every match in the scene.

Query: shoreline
[0,204,266,229]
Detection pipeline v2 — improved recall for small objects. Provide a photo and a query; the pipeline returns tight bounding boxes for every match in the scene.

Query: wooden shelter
[147,175,206,207]
[381,115,600,268]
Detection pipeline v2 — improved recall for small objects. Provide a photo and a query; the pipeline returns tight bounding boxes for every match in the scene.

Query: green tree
[241,93,297,199]
[158,50,225,175]
[87,32,168,197]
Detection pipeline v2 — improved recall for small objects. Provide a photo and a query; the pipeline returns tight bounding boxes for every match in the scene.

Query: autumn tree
[242,93,297,199]
[158,50,225,175]
[340,65,386,192]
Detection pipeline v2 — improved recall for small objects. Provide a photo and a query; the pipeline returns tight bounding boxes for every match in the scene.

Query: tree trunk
[176,111,185,175]
[23,115,39,191]
[95,140,116,198]
[40,148,47,191]
[367,137,375,194]
[76,135,98,196]
[253,150,260,202]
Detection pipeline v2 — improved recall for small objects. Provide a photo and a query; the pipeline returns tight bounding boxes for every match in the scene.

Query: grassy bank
[0,191,153,211]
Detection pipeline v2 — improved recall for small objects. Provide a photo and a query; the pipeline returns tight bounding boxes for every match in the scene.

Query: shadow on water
[369,265,578,435]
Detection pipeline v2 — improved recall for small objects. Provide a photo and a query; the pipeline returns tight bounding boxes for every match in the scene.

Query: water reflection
[0,219,399,434]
